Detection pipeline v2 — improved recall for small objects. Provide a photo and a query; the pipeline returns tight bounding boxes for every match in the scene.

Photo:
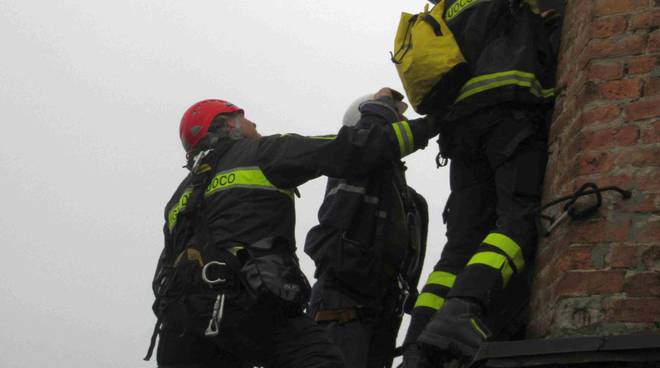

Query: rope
[537,183,631,236]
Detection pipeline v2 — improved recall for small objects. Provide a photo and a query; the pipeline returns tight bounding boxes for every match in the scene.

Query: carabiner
[201,261,228,286]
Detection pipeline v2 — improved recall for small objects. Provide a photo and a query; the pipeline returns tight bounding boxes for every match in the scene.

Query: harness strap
[145,140,237,362]
[143,318,162,361]
[314,308,360,323]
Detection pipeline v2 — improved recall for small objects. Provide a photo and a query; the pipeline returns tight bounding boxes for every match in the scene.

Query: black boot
[417,298,491,360]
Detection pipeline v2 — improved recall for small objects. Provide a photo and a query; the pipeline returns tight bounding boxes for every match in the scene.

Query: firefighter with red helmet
[146,89,437,367]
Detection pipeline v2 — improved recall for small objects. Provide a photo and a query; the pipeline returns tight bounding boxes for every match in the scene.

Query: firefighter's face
[238,113,260,138]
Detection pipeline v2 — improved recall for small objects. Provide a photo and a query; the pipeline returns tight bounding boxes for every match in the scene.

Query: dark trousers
[156,293,345,368]
[406,106,548,343]
[309,283,403,368]
[319,315,401,368]
[443,108,547,303]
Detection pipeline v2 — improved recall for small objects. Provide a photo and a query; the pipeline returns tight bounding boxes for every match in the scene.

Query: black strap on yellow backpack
[391,1,470,115]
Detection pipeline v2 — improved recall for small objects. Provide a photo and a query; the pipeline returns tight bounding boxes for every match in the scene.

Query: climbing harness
[538,183,631,236]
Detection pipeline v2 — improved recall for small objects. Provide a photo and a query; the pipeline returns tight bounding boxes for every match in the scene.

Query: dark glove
[402,343,435,368]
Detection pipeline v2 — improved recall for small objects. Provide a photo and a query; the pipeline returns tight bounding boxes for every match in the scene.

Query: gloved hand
[375,87,409,119]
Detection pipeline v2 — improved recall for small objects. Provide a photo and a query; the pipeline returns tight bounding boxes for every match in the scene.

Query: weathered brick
[624,96,660,121]
[641,120,660,144]
[605,298,660,322]
[579,81,602,105]
[616,146,660,168]
[626,55,657,75]
[598,78,642,100]
[576,151,615,174]
[553,297,606,330]
[642,246,660,271]
[536,235,571,272]
[621,191,660,213]
[629,9,660,30]
[580,125,640,151]
[572,173,634,193]
[650,29,660,53]
[532,0,660,336]
[566,217,631,243]
[637,215,660,243]
[588,61,624,81]
[609,245,640,269]
[555,245,604,271]
[592,15,628,38]
[645,76,660,96]
[593,0,649,16]
[581,104,622,126]
[554,270,626,296]
[638,171,660,191]
[624,272,660,297]
[589,34,647,59]
[549,113,572,141]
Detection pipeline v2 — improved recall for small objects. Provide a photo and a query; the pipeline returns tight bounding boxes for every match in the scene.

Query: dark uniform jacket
[304,138,429,311]
[152,98,434,301]
[429,0,558,119]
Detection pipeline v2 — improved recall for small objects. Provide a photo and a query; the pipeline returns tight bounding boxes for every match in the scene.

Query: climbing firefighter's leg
[418,111,548,360]
[403,156,496,367]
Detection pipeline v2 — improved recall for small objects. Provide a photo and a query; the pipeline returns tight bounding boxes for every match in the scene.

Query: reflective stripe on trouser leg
[405,270,457,345]
[483,232,525,272]
[467,252,514,287]
[447,232,525,303]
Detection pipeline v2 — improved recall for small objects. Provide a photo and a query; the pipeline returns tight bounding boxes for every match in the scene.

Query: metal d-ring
[201,261,227,285]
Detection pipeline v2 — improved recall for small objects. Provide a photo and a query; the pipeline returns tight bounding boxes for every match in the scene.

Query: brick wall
[528,0,660,338]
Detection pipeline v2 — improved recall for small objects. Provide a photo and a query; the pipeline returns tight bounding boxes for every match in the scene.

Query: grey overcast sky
[0,1,450,366]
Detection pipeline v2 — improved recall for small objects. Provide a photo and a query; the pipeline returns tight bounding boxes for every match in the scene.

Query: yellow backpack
[391,1,469,115]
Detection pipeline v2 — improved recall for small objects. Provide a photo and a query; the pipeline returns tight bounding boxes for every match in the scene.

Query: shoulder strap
[171,140,237,259]
[145,140,237,361]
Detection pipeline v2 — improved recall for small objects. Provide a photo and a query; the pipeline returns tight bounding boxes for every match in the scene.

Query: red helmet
[179,99,243,152]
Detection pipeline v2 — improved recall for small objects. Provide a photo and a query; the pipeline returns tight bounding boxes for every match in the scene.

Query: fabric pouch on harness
[170,244,280,363]
[391,1,470,115]
[240,236,311,315]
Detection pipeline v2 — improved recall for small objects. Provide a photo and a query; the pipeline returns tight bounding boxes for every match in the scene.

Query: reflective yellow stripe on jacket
[414,271,456,310]
[392,121,415,157]
[167,189,192,232]
[167,167,293,232]
[445,0,493,21]
[456,70,555,102]
[205,166,293,197]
